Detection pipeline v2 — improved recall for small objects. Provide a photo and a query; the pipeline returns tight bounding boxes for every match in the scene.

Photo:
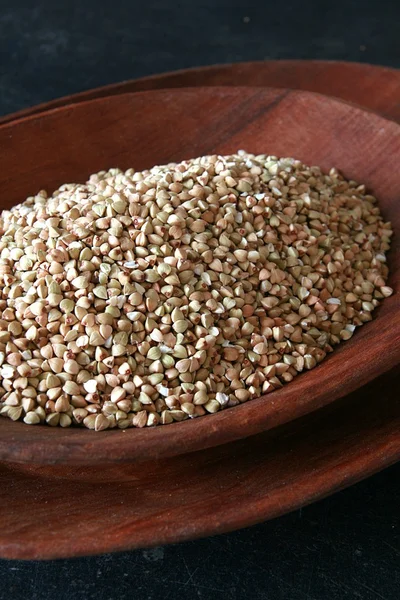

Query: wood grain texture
[1,60,400,125]
[0,61,399,561]
[1,366,398,560]
[0,86,399,465]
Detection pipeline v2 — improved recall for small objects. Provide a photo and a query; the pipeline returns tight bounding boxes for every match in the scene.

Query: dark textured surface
[0,0,399,598]
[1,0,400,116]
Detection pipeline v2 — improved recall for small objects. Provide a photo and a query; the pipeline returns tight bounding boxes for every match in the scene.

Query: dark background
[0,0,399,598]
[1,0,400,116]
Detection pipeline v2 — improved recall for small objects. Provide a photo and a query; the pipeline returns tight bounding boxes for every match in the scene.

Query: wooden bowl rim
[0,84,394,128]
[1,59,399,127]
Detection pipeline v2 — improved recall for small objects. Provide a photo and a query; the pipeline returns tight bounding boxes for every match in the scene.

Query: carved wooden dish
[0,61,399,560]
[0,86,399,465]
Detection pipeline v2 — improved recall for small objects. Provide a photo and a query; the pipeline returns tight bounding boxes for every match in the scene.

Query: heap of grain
[0,152,393,430]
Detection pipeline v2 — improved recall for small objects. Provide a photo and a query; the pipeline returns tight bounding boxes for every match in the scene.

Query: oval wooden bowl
[0,87,399,465]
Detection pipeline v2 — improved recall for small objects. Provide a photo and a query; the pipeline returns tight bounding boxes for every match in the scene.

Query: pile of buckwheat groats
[0,152,393,430]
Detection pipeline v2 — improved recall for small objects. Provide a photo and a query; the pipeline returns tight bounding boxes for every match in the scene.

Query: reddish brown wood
[1,61,400,125]
[0,87,399,465]
[0,367,398,560]
[0,62,399,561]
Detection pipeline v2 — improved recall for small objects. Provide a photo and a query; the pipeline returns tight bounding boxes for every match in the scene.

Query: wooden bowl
[0,87,399,465]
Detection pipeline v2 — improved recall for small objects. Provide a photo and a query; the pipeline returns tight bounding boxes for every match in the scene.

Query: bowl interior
[0,87,399,465]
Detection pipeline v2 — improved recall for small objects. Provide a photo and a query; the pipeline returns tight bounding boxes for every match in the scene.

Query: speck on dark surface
[0,0,399,598]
